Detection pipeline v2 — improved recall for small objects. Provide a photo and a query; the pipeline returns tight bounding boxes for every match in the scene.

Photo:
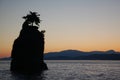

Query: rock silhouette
[10,11,48,74]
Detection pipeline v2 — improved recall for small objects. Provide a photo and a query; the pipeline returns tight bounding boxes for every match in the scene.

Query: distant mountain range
[0,50,120,60]
[44,50,120,60]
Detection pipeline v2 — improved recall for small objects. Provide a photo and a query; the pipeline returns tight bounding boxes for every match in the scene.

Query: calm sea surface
[0,60,120,80]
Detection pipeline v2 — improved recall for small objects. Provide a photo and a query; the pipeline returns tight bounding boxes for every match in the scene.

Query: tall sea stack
[10,11,48,74]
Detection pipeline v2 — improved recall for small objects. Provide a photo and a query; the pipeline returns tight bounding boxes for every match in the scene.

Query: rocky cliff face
[10,23,48,74]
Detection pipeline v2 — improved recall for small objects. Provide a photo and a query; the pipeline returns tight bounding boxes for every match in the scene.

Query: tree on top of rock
[23,11,41,26]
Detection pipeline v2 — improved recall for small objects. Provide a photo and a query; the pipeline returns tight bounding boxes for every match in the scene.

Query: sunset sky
[0,0,120,58]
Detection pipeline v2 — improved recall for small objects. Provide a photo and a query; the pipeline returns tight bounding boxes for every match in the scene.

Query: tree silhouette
[23,11,41,26]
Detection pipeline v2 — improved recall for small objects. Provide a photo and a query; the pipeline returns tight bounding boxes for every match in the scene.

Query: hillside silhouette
[44,50,120,60]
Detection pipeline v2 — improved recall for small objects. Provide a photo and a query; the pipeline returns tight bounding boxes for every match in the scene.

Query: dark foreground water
[0,60,120,80]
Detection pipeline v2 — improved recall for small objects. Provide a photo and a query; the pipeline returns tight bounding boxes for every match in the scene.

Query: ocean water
[0,60,120,80]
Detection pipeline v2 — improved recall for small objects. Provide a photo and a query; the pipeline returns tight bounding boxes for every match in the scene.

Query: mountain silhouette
[44,50,120,60]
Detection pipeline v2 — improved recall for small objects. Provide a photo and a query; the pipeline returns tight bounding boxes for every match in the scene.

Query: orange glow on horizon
[0,46,120,58]
[1,0,120,58]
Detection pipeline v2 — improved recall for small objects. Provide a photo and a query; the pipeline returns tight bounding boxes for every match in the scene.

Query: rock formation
[10,12,48,74]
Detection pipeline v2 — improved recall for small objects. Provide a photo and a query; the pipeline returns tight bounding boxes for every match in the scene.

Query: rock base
[10,60,48,74]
